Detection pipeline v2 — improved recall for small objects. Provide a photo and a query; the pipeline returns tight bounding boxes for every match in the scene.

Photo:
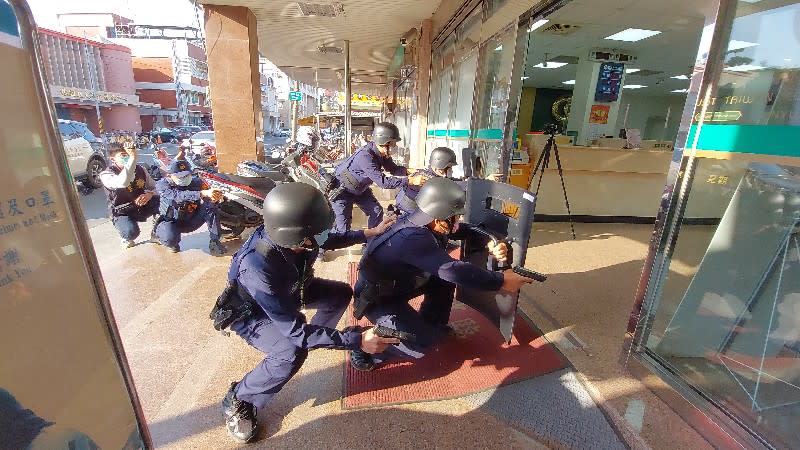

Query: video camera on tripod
[542,123,560,136]
[531,122,576,239]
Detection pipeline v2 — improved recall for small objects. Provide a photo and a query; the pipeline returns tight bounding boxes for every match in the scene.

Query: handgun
[512,266,547,282]
[373,326,417,343]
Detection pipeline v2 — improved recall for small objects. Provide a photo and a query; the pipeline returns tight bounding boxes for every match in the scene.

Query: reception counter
[517,144,752,221]
[519,145,672,220]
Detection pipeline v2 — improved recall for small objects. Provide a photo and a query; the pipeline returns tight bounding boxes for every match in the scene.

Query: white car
[57,119,106,188]
[184,131,215,153]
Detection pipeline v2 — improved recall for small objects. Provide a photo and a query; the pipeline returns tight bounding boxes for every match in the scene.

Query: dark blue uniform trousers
[112,197,160,240]
[331,188,383,233]
[361,276,456,364]
[231,278,353,408]
[155,201,222,247]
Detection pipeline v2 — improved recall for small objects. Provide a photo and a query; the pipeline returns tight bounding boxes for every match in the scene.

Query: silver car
[57,119,106,188]
[184,131,215,153]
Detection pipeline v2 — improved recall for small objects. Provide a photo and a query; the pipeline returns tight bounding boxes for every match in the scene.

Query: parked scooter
[197,170,275,237]
[148,146,273,237]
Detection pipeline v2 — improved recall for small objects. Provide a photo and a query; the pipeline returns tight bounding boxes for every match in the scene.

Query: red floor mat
[343,262,566,409]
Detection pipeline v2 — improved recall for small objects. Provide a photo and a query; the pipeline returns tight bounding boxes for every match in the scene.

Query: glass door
[634,1,800,447]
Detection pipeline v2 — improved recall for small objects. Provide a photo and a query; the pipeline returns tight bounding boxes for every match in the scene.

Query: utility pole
[291,80,299,142]
[82,35,103,141]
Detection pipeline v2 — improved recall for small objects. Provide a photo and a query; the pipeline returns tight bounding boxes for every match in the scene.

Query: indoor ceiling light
[529,19,549,32]
[623,84,647,89]
[727,40,758,51]
[605,28,661,42]
[625,68,641,73]
[671,89,689,93]
[670,75,690,80]
[725,64,765,71]
[562,79,576,85]
[533,62,568,69]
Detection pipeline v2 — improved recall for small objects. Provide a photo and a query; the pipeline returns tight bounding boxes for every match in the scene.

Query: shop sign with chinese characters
[51,85,137,105]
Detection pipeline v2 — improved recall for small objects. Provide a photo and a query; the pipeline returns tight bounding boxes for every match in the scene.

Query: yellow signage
[56,86,131,104]
[337,92,385,109]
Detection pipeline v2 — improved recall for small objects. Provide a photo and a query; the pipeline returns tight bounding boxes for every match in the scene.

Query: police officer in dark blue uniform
[332,122,426,232]
[351,177,532,371]
[154,160,227,255]
[394,146,463,215]
[219,183,398,443]
[99,142,160,248]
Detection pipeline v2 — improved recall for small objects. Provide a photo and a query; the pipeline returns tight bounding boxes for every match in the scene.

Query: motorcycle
[149,146,272,237]
[197,169,275,237]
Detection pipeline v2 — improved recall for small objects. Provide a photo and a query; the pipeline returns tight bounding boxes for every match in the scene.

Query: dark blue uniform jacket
[228,226,366,350]
[334,141,407,195]
[363,212,504,294]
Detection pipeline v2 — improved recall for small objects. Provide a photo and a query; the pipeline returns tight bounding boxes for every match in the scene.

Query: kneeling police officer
[351,177,532,371]
[99,142,159,248]
[154,160,227,255]
[394,146,462,215]
[216,183,398,443]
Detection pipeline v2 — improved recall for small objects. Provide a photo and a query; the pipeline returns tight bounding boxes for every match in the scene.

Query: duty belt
[339,169,364,193]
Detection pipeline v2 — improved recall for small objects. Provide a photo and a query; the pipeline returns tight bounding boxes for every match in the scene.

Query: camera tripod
[530,127,576,239]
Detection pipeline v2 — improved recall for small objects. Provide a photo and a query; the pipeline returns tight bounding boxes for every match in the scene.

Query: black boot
[221,382,257,443]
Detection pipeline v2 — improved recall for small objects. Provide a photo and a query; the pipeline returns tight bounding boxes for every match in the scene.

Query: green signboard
[289,91,303,101]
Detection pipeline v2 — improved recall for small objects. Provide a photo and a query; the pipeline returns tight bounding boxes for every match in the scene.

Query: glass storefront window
[636,1,800,447]
[472,25,517,177]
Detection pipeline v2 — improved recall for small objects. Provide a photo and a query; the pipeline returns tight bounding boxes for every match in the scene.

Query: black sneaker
[349,349,375,371]
[221,383,257,443]
[209,239,227,256]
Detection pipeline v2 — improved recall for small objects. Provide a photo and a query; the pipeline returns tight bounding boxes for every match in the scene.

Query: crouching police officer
[394,146,462,215]
[331,122,425,232]
[215,183,398,443]
[351,177,533,371]
[99,142,159,248]
[154,160,227,255]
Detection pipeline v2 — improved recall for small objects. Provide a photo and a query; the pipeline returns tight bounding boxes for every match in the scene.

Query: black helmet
[373,122,402,145]
[415,177,466,220]
[429,147,458,170]
[263,183,333,247]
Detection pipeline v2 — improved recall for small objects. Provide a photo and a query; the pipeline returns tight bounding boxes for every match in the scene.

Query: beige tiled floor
[83,187,713,449]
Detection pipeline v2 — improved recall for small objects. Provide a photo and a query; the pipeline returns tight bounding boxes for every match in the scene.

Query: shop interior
[512,1,800,447]
[516,0,709,151]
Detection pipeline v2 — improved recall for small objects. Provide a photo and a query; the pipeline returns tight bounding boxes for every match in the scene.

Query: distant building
[56,13,210,131]
[37,27,158,134]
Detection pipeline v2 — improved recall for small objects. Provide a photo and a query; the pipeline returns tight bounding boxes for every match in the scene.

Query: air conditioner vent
[297,2,344,17]
[538,23,581,36]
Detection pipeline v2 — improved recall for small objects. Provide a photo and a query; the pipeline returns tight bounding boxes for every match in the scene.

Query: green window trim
[687,124,800,157]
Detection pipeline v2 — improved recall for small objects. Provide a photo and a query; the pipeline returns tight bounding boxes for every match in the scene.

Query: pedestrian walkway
[80,189,711,449]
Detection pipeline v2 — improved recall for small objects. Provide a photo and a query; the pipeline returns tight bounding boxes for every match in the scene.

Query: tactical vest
[159,178,203,221]
[104,164,149,217]
[334,142,388,195]
[358,217,438,299]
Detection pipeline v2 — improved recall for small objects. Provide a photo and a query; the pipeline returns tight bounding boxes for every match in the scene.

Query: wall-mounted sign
[551,95,572,123]
[52,86,137,105]
[589,104,610,124]
[595,62,624,103]
[288,91,303,101]
[337,92,385,110]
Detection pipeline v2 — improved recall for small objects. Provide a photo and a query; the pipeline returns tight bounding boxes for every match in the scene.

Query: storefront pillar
[203,5,263,171]
[412,19,433,169]
[566,60,624,146]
